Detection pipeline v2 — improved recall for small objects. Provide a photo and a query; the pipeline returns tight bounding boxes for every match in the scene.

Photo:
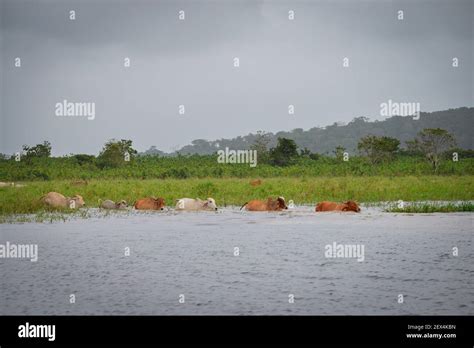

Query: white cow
[99,199,128,210]
[42,192,85,209]
[175,198,218,211]
[0,182,26,187]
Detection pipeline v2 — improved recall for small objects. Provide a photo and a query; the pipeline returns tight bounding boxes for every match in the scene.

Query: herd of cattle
[40,191,361,212]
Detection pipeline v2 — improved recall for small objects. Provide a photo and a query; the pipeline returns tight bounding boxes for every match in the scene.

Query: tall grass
[1,155,473,181]
[387,202,474,213]
[0,176,473,215]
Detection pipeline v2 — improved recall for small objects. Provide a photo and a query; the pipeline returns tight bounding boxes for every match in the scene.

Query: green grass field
[1,176,473,215]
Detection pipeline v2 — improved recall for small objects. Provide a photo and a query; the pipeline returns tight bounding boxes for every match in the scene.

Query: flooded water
[1,206,473,315]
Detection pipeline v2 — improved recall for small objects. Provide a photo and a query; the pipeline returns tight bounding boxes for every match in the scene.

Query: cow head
[277,196,288,210]
[268,197,288,210]
[154,198,166,210]
[204,198,218,211]
[116,200,128,209]
[71,195,85,207]
[343,200,360,212]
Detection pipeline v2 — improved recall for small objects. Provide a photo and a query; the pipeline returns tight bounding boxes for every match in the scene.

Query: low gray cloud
[1,0,472,155]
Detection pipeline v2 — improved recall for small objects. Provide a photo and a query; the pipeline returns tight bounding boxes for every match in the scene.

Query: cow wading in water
[134,197,166,210]
[175,198,218,211]
[315,200,361,212]
[99,199,128,210]
[240,197,288,211]
[41,192,85,209]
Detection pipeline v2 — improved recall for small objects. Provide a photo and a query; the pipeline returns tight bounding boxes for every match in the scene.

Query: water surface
[1,207,473,315]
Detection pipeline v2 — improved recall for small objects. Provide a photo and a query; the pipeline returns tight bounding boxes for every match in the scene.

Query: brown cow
[134,197,166,210]
[240,197,288,211]
[315,200,361,212]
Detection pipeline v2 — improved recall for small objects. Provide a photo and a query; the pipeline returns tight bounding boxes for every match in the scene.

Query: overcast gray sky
[1,0,472,155]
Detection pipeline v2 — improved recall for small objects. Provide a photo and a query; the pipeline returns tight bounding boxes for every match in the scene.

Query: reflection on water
[1,207,473,315]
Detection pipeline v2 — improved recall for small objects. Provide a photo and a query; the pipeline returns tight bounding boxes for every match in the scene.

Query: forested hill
[142,107,473,156]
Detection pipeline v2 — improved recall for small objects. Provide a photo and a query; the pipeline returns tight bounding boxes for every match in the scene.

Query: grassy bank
[0,176,473,215]
[386,202,474,213]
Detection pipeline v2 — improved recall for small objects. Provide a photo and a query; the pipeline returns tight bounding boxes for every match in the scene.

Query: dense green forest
[144,107,473,156]
[1,125,473,181]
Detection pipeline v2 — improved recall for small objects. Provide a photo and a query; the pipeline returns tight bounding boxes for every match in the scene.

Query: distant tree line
[248,128,460,172]
[165,107,474,155]
[1,127,470,174]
